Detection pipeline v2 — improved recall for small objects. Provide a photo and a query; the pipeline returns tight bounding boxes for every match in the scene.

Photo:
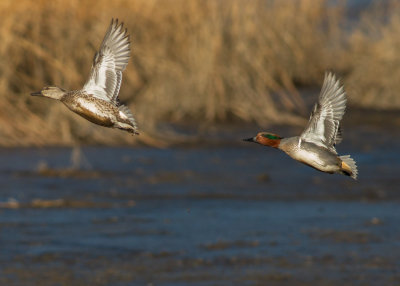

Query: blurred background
[0,0,400,285]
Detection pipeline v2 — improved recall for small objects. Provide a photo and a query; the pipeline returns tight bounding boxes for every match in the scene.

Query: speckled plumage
[244,72,358,179]
[31,19,138,135]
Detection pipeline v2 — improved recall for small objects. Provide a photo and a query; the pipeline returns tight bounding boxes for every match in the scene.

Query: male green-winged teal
[244,72,358,179]
[31,19,138,135]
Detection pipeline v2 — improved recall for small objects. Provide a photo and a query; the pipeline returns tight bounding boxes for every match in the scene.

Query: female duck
[244,73,358,179]
[31,19,138,135]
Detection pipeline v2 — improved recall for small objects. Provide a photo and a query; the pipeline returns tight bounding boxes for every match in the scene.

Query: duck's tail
[118,105,139,135]
[340,155,358,180]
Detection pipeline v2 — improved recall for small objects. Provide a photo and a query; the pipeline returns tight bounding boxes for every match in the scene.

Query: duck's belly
[74,107,114,126]
[290,149,340,173]
[66,98,116,127]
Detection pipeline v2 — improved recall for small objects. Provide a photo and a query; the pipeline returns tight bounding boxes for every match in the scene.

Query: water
[0,127,399,285]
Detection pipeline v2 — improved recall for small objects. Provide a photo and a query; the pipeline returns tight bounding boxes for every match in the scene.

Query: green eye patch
[262,134,281,140]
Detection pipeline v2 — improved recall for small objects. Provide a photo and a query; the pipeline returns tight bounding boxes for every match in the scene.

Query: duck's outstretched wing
[334,126,343,145]
[300,72,347,152]
[83,19,130,104]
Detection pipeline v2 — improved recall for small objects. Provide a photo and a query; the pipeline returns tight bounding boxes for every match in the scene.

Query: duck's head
[31,86,66,100]
[243,132,282,148]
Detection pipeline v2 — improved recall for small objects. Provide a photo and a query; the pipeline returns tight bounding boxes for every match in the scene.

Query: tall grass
[0,0,394,146]
[346,1,400,109]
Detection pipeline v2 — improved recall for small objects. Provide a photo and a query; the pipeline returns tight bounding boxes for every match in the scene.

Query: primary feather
[83,19,131,104]
[300,72,347,153]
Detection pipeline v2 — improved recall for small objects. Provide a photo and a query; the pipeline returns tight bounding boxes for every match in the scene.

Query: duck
[243,72,358,179]
[31,19,138,135]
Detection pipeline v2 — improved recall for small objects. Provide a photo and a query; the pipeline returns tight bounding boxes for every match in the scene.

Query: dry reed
[0,0,391,146]
[346,1,400,109]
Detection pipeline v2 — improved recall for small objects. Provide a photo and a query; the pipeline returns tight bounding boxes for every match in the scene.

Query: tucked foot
[115,122,139,135]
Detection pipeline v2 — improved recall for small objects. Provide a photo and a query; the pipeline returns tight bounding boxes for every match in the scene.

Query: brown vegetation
[0,0,396,146]
[346,1,400,109]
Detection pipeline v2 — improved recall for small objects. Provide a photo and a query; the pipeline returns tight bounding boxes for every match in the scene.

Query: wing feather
[83,19,131,103]
[300,72,347,152]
